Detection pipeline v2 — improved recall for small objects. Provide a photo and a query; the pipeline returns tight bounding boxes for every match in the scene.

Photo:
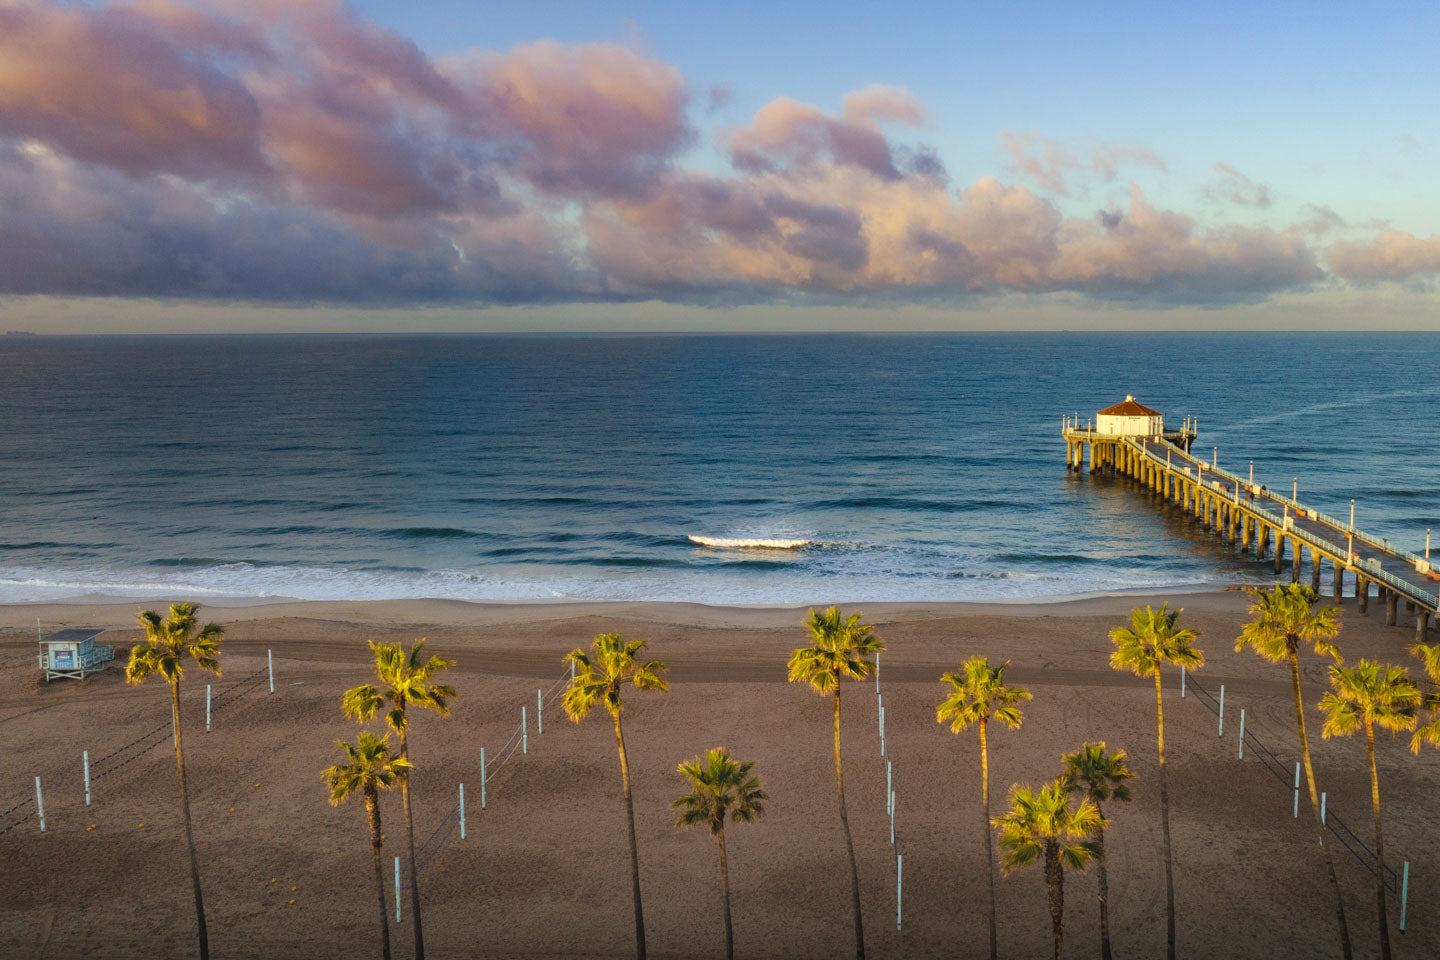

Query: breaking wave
[687,536,814,549]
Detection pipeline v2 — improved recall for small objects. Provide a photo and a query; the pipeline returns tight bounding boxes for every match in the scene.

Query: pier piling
[1387,591,1398,626]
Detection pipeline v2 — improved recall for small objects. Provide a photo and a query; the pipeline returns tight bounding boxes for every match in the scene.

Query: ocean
[1,332,1437,606]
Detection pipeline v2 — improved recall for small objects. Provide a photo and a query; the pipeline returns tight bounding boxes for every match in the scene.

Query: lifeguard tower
[38,627,113,682]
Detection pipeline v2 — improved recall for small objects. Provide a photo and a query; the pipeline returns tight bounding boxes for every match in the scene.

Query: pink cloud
[1329,231,1440,283]
[1208,162,1272,208]
[730,95,906,180]
[999,132,1165,197]
[842,85,926,127]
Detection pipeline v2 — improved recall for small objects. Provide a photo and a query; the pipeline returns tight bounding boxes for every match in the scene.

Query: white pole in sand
[522,706,528,755]
[897,854,903,931]
[880,705,886,757]
[459,784,466,840]
[889,791,895,844]
[35,777,44,832]
[875,652,880,692]
[1400,861,1409,932]
[1181,666,1186,698]
[1320,792,1327,840]
[83,750,90,805]
[1218,685,1225,737]
[886,761,892,811]
[538,689,543,735]
[206,684,211,732]
[480,747,486,809]
[1293,763,1301,818]
[395,857,401,922]
[268,649,274,694]
[1238,709,1245,759]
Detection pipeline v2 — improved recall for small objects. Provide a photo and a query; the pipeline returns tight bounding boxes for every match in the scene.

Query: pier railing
[1124,437,1439,608]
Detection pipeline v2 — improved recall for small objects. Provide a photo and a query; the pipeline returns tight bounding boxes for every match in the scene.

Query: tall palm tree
[1319,660,1421,960]
[343,640,456,960]
[564,633,670,960]
[1108,603,1202,960]
[993,780,1104,960]
[126,602,223,960]
[1235,582,1351,959]
[322,732,411,960]
[1059,742,1135,960]
[673,747,768,960]
[936,656,1031,960]
[787,606,884,960]
[1408,642,1440,754]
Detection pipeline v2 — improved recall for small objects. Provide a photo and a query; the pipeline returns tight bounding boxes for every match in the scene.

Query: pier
[1062,398,1439,642]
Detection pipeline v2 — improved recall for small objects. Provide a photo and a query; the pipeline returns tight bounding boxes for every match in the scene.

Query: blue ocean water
[1,333,1437,605]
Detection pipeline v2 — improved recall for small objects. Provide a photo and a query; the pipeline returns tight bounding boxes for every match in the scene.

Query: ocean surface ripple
[1,333,1437,605]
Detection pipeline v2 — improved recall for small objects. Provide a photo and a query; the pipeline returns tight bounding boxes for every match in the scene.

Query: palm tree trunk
[612,710,647,960]
[718,826,734,960]
[1367,721,1391,960]
[1045,842,1064,960]
[1154,670,1174,960]
[1289,650,1352,960]
[1095,816,1112,960]
[980,718,997,960]
[365,786,392,960]
[171,681,209,960]
[834,684,865,960]
[399,724,425,960]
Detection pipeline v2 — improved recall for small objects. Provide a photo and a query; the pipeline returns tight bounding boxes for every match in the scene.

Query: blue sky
[0,0,1436,331]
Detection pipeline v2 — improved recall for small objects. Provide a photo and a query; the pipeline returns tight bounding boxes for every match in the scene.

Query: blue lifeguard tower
[38,628,113,682]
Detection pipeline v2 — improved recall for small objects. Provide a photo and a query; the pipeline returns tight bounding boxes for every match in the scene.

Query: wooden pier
[1063,409,1439,643]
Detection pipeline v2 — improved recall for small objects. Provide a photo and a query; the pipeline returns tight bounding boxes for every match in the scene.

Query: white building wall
[1096,413,1164,436]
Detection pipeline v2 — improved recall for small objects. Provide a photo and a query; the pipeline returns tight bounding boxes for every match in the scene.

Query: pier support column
[1386,590,1398,626]
[1273,530,1284,574]
[1310,549,1322,592]
[1357,577,1369,615]
[1259,523,1271,559]
[1333,561,1344,601]
[1418,610,1431,644]
[1292,540,1302,583]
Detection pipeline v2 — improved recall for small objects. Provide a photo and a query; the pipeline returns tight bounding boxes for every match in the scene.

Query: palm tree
[126,602,223,960]
[1408,642,1440,754]
[1108,603,1202,960]
[1235,582,1352,959]
[787,606,884,960]
[343,640,456,960]
[322,732,411,960]
[1319,660,1420,960]
[1059,742,1135,960]
[936,656,1031,960]
[993,780,1104,960]
[564,633,670,960]
[673,747,768,960]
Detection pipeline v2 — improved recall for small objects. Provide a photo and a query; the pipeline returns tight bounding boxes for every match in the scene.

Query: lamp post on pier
[1249,460,1254,486]
[1293,478,1298,503]
[1427,528,1431,561]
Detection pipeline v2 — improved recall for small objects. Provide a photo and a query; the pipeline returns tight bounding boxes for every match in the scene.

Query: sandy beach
[2,591,1436,959]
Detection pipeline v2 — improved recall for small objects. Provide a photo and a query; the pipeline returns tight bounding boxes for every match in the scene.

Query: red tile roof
[1098,397,1162,417]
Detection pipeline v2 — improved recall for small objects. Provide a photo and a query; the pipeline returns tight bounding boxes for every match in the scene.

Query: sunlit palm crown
[322,731,412,806]
[1059,741,1136,805]
[787,606,884,694]
[343,639,457,735]
[126,601,223,685]
[673,747,767,836]
[993,780,1106,874]
[937,656,1031,732]
[1236,583,1341,663]
[1319,659,1421,741]
[563,633,669,721]
[1409,642,1440,754]
[1109,603,1204,677]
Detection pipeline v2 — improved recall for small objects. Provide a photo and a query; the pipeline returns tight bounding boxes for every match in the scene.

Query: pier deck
[1063,426,1438,641]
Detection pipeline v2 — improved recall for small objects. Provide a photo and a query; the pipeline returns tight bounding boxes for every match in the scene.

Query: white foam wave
[688,536,813,549]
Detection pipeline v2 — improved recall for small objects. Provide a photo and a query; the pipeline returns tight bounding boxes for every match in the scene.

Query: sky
[1,0,1437,332]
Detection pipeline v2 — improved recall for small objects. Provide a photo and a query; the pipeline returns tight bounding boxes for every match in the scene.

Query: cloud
[1294,205,1346,236]
[999,132,1165,197]
[0,0,1351,307]
[1208,162,1271,208]
[1329,231,1440,284]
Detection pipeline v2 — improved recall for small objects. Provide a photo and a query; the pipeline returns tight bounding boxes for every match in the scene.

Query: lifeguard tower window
[39,628,113,682]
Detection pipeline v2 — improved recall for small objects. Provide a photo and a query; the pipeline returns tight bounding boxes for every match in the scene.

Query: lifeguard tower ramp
[39,628,113,681]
